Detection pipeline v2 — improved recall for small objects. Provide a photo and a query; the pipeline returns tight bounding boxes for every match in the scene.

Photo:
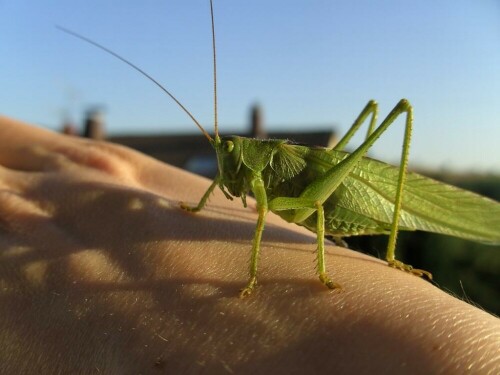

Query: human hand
[0,116,498,374]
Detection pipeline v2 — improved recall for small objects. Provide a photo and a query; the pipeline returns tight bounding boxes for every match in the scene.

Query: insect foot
[319,273,342,290]
[179,202,201,213]
[239,277,258,298]
[328,236,349,248]
[387,260,433,280]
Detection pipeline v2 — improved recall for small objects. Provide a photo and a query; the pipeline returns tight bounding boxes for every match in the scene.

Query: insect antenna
[209,0,220,141]
[56,25,214,143]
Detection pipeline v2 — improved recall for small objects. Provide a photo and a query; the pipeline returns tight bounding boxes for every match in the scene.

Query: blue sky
[1,0,499,172]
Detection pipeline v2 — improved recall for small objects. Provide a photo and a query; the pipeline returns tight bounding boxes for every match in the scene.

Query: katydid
[59,0,500,298]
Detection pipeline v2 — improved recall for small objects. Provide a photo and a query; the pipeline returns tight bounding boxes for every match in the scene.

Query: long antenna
[56,25,214,143]
[209,0,219,140]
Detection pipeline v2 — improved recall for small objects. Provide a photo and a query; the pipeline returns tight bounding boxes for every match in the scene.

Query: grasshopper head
[214,136,246,197]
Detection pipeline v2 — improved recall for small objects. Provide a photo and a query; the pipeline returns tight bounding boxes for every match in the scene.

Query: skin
[0,115,499,374]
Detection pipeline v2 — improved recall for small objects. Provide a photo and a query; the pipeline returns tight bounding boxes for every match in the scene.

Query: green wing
[303,148,500,244]
[270,142,308,180]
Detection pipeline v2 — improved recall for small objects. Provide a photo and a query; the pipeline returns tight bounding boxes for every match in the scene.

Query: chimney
[83,109,105,140]
[250,104,266,139]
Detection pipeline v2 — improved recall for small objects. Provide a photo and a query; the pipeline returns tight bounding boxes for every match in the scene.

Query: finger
[0,117,63,169]
[0,116,138,185]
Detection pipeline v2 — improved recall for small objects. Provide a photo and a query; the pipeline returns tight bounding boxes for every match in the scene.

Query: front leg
[180,178,219,213]
[240,176,268,298]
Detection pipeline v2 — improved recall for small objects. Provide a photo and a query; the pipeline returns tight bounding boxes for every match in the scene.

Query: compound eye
[224,140,234,152]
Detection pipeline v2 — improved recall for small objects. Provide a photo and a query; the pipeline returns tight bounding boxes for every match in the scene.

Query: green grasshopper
[60,0,500,298]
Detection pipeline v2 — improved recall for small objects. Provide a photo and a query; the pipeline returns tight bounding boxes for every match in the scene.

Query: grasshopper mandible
[59,0,500,298]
